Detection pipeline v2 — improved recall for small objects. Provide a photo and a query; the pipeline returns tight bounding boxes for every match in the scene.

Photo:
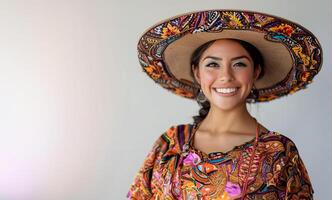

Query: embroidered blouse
[127,123,314,199]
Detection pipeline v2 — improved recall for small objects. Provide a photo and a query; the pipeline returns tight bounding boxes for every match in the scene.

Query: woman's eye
[206,62,219,67]
[234,62,246,67]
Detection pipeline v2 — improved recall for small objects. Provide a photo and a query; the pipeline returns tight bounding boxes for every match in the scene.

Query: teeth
[215,88,237,94]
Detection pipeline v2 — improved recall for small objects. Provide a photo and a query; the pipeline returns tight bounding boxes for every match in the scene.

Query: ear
[192,65,201,85]
[253,64,262,81]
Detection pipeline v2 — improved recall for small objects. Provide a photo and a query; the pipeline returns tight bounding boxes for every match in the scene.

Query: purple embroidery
[225,181,242,197]
[183,152,201,166]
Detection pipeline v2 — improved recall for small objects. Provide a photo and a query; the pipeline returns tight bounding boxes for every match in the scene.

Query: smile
[215,87,238,93]
[214,87,239,95]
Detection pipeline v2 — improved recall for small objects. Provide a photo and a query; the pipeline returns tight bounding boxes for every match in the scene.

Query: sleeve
[126,126,175,199]
[282,140,315,200]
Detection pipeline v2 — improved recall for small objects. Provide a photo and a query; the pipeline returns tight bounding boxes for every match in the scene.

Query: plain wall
[0,0,330,199]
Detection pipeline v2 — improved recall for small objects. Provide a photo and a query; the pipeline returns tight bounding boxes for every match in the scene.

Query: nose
[218,65,234,82]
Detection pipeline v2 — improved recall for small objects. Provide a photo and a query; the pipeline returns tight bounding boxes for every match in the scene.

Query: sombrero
[137,9,323,103]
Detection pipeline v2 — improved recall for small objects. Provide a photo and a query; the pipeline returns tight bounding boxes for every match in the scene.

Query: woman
[128,10,322,199]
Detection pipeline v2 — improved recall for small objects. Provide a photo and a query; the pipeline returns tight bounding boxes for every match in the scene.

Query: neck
[199,102,257,136]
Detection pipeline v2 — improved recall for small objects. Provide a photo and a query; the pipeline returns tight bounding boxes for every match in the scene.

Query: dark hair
[190,39,265,125]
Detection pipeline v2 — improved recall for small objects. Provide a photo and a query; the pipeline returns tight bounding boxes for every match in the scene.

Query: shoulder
[150,123,193,157]
[163,123,193,140]
[261,130,301,154]
[259,130,305,168]
[158,123,193,148]
[260,130,307,171]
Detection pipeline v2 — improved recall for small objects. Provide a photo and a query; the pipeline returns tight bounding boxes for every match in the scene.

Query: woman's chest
[152,142,287,199]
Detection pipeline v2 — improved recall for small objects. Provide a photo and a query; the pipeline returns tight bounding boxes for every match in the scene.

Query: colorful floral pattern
[127,124,314,199]
[137,10,322,103]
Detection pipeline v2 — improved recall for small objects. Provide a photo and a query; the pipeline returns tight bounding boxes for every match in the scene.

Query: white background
[0,0,330,199]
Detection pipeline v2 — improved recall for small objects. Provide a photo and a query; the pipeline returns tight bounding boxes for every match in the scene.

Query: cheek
[199,72,216,85]
[235,71,255,85]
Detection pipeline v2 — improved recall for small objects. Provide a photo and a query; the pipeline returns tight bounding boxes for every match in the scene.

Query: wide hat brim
[137,9,323,103]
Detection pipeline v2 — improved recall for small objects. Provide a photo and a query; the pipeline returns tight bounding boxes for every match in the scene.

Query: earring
[196,88,207,103]
[249,84,259,101]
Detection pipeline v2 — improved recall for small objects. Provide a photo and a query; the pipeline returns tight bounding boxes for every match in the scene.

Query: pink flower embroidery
[225,181,242,197]
[126,190,132,198]
[183,152,201,166]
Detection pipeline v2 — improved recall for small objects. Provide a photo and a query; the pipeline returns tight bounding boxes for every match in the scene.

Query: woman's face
[193,39,261,111]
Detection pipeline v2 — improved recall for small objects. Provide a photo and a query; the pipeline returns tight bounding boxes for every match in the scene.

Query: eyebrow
[202,55,251,62]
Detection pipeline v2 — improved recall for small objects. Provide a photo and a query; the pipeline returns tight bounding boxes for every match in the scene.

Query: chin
[211,100,243,111]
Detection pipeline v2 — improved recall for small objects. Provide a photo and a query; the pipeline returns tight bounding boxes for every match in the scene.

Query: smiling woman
[128,9,322,199]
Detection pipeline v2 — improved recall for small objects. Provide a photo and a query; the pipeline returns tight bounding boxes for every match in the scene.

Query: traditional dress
[127,123,314,199]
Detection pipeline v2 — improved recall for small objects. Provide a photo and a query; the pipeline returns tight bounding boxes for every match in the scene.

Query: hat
[137,9,323,103]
